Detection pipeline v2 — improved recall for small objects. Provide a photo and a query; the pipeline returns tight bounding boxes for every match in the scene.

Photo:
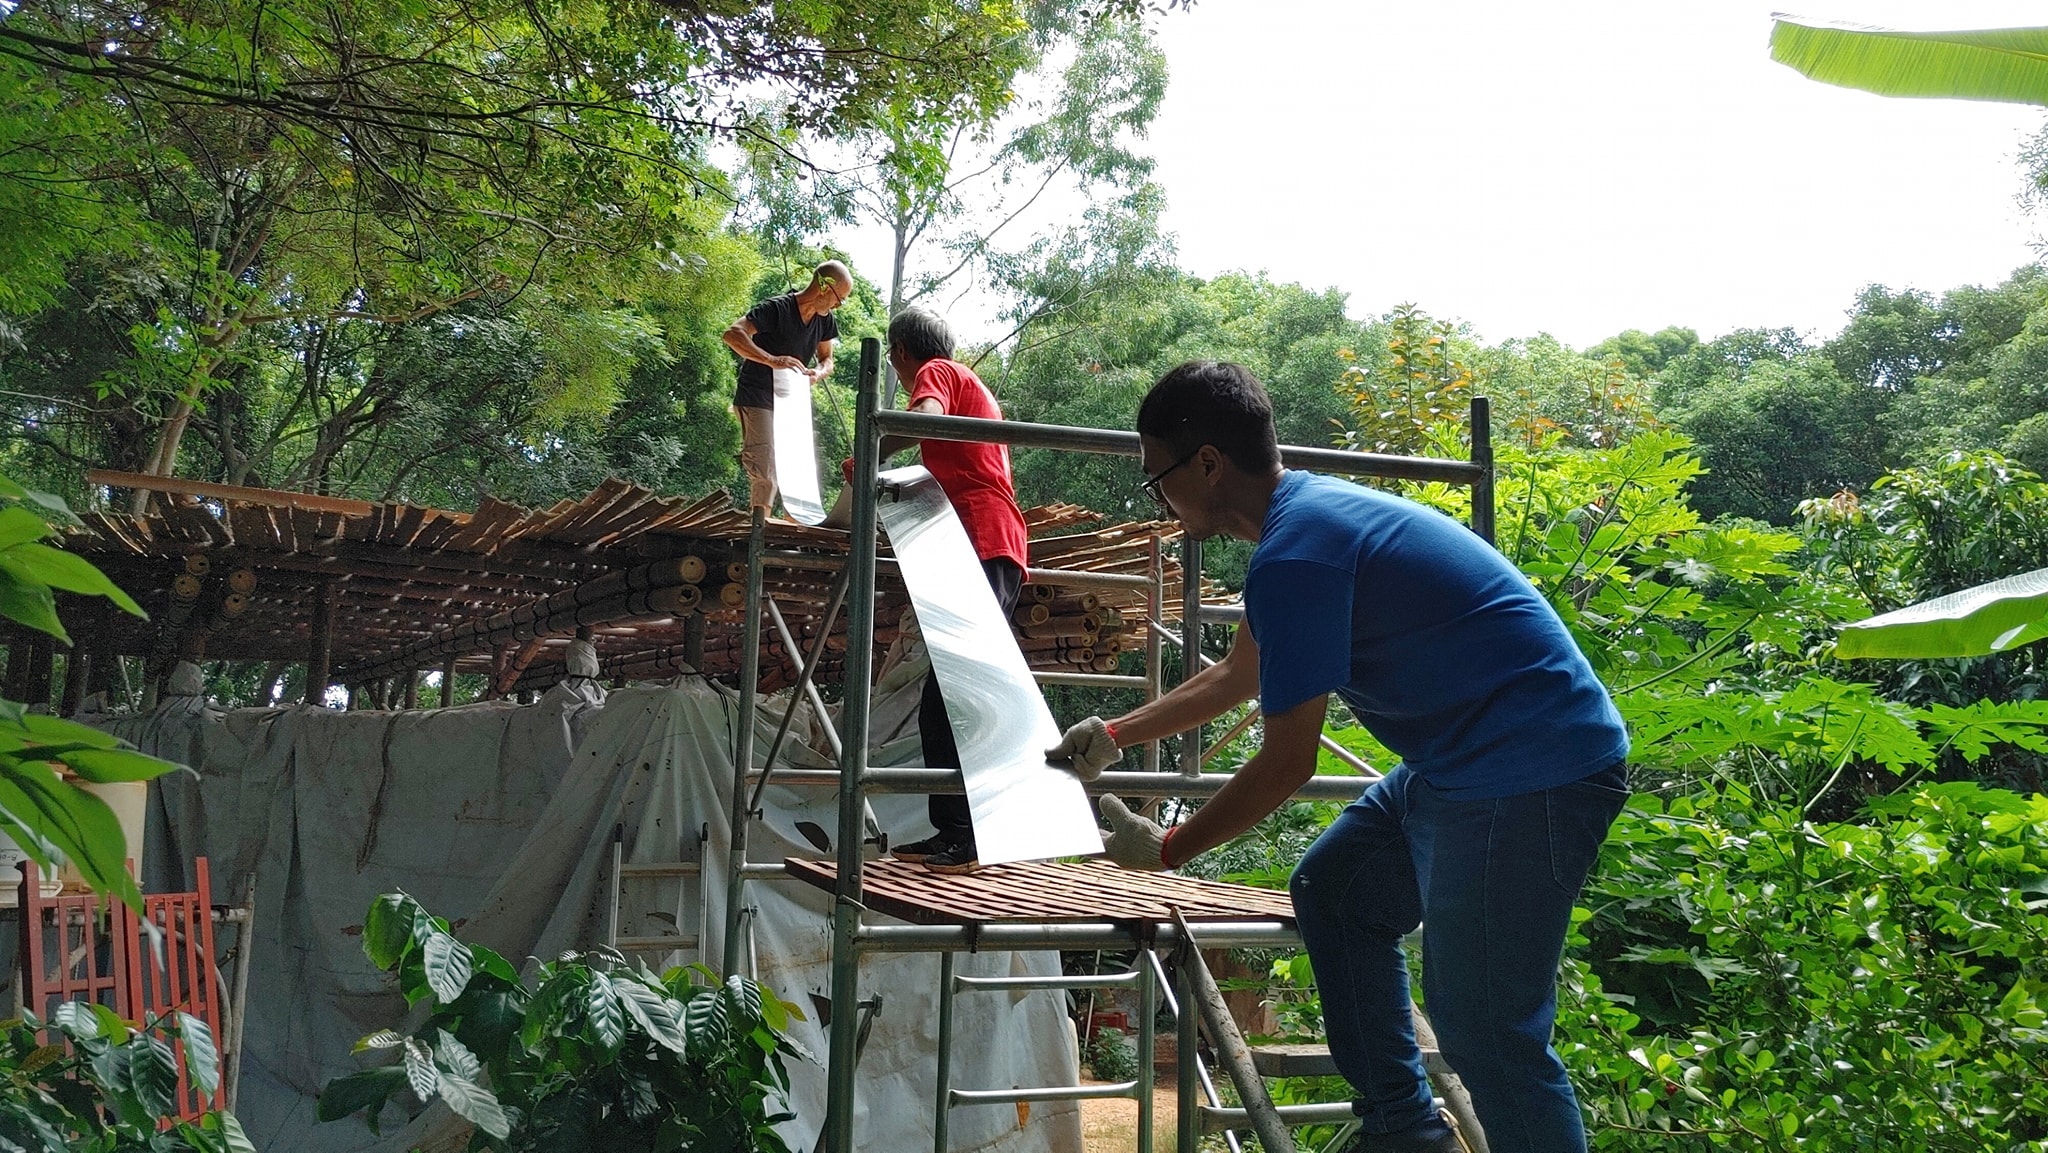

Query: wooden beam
[86,469,399,519]
[440,655,457,707]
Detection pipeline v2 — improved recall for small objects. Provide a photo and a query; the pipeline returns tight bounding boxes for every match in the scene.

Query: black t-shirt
[733,293,839,409]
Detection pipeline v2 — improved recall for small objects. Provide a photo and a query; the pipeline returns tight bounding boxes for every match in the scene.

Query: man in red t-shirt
[875,306,1030,874]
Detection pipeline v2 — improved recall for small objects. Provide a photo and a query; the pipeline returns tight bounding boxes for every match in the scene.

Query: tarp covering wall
[95,671,1081,1153]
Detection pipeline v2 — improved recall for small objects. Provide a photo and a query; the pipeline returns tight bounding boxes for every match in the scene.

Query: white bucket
[0,829,64,906]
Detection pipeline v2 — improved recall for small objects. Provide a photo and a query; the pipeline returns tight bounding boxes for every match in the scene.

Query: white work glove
[1047,716,1120,781]
[1098,796,1171,872]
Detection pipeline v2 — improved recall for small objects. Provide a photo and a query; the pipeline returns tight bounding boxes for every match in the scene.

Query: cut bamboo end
[666,584,703,614]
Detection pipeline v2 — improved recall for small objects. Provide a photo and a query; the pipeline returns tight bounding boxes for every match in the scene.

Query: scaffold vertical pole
[933,950,956,1153]
[723,507,766,975]
[1145,532,1163,774]
[825,337,885,1152]
[1470,396,1495,545]
[1179,534,1204,776]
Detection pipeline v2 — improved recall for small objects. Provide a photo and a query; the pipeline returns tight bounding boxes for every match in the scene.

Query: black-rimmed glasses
[1140,448,1199,506]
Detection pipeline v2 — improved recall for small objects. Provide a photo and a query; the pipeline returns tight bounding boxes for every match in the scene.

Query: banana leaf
[1770,16,2048,106]
[1835,568,2048,659]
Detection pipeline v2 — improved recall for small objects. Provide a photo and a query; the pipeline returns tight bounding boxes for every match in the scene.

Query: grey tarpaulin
[91,666,1079,1153]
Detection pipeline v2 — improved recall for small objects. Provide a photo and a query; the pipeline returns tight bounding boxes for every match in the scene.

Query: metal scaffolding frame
[718,336,1494,1152]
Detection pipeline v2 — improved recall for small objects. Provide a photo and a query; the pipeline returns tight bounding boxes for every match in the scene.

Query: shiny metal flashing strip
[876,466,1103,865]
[771,367,825,525]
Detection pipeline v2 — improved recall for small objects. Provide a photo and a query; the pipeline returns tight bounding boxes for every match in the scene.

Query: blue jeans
[1288,761,1628,1153]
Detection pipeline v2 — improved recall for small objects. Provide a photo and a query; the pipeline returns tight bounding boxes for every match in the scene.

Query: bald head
[811,261,852,295]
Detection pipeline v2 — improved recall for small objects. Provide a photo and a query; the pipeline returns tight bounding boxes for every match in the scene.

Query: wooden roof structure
[36,472,1191,703]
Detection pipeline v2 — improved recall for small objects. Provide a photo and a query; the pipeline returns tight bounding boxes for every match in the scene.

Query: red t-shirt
[908,359,1030,572]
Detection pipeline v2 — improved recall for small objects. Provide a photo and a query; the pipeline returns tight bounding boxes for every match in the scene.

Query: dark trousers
[1289,760,1629,1151]
[919,557,1025,839]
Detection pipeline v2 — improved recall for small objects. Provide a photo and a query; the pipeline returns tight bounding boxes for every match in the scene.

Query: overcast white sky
[841,1,2048,350]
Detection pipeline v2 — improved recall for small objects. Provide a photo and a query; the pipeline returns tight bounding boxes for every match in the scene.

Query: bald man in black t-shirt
[721,261,850,514]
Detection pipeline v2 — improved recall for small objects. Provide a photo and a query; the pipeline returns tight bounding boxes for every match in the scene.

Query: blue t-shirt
[1245,471,1628,800]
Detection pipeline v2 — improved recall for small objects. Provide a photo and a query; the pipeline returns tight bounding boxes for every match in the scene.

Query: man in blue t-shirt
[1047,361,1630,1153]
[721,260,849,514]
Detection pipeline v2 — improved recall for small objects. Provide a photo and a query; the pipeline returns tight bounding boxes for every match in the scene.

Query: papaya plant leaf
[361,893,415,970]
[0,760,139,908]
[403,1037,439,1101]
[586,973,625,1049]
[683,986,728,1050]
[0,581,66,643]
[49,1000,99,1040]
[433,1071,511,1140]
[612,976,688,1055]
[55,746,179,785]
[204,1110,259,1153]
[433,1028,483,1081]
[176,1011,221,1097]
[520,969,585,1050]
[723,973,765,1030]
[127,1031,178,1117]
[0,508,51,551]
[421,930,473,1003]
[0,543,144,616]
[354,1029,405,1052]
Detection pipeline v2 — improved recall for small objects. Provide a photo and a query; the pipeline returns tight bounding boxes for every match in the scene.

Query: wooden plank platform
[783,858,1296,927]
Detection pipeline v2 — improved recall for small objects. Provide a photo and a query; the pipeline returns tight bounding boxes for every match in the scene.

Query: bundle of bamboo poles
[1014,592,1131,673]
[179,566,256,659]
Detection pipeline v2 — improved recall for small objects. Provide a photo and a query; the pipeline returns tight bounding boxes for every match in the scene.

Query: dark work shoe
[922,841,981,875]
[1339,1110,1467,1153]
[890,833,955,863]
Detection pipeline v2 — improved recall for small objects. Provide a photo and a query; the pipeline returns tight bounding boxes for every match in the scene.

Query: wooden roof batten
[56,473,1189,696]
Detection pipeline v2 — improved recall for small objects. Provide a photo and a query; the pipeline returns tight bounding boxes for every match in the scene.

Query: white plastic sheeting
[93,670,1080,1153]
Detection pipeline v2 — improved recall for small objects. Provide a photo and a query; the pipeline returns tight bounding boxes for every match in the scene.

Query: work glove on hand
[1098,795,1173,872]
[1047,716,1120,781]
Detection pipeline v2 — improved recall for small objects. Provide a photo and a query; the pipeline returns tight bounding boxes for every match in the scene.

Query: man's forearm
[1167,743,1317,863]
[723,327,790,369]
[1109,652,1257,747]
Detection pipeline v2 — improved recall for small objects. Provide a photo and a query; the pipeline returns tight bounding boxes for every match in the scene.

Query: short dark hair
[887,307,953,364]
[1137,361,1281,472]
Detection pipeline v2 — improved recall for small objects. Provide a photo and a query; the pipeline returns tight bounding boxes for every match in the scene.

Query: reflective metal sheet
[772,368,825,525]
[877,466,1103,865]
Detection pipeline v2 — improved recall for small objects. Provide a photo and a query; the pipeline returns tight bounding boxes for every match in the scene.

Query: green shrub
[1088,1026,1139,1083]
[0,1002,253,1151]
[320,892,808,1152]
[1558,782,2048,1150]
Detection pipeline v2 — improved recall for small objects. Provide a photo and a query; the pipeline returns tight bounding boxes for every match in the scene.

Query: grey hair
[887,307,954,363]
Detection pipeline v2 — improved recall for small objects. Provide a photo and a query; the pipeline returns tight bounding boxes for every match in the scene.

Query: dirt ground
[1079,1075,1183,1152]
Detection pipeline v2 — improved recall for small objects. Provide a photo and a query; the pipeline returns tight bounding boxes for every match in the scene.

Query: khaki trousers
[735,403,776,513]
